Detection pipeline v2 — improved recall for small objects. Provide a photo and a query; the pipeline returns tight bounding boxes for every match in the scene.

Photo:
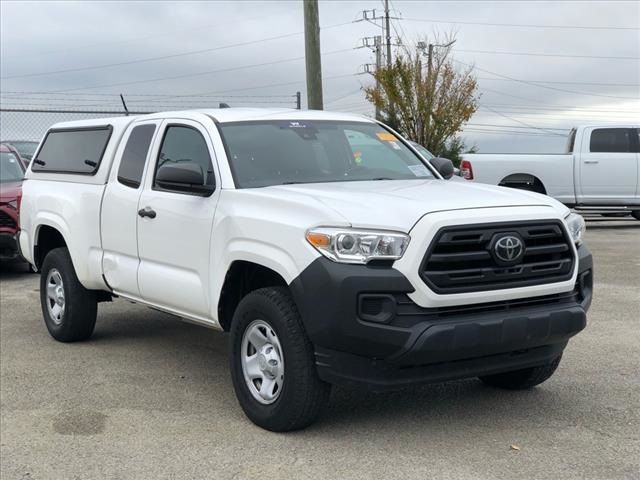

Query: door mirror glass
[429,157,455,180]
[155,163,214,196]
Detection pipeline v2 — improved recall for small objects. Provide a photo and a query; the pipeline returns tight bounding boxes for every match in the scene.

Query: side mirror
[429,157,455,180]
[155,163,214,196]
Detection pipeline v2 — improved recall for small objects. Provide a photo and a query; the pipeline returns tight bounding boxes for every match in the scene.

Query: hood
[0,181,22,202]
[261,179,567,231]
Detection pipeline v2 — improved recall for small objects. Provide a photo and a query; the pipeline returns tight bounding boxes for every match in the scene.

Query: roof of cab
[46,108,374,131]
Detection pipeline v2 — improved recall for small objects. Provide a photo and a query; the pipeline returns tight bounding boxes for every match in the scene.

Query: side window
[589,128,632,153]
[565,128,576,154]
[117,124,156,188]
[32,126,112,174]
[154,125,214,191]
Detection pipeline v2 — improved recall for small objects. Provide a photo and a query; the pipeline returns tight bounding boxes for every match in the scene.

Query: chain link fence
[0,108,155,143]
[0,93,301,143]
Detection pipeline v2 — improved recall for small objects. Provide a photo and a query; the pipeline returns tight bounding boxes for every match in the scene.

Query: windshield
[410,142,435,160]
[219,120,435,188]
[3,141,37,160]
[0,152,25,183]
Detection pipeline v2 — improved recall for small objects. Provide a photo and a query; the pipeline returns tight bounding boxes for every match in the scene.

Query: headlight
[306,227,410,264]
[7,200,17,210]
[565,213,586,246]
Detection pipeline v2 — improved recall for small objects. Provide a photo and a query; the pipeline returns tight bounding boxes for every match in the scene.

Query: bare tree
[364,35,479,159]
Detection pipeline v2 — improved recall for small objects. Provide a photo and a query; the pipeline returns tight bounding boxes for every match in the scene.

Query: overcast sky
[1,0,638,152]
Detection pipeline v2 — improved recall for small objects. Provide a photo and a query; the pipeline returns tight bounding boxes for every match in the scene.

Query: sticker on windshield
[407,164,430,177]
[376,132,397,141]
[388,141,402,150]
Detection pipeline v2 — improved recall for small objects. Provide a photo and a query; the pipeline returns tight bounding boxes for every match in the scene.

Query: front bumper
[290,244,593,391]
[0,232,20,261]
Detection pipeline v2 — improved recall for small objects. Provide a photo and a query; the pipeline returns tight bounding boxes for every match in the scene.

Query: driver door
[136,119,220,320]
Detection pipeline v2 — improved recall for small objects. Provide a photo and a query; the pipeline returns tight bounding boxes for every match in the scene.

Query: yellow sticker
[376,132,397,141]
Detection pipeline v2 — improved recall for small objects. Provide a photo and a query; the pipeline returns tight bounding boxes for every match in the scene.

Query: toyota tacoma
[19,109,593,431]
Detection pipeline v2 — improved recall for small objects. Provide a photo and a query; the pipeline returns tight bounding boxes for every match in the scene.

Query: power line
[478,77,640,87]
[476,110,638,121]
[161,73,357,99]
[1,32,304,80]
[7,48,353,95]
[457,48,639,60]
[325,89,364,105]
[478,102,640,114]
[0,12,286,61]
[468,122,569,131]
[402,17,639,31]
[1,21,354,80]
[0,90,295,99]
[463,128,566,137]
[478,103,567,136]
[455,59,640,100]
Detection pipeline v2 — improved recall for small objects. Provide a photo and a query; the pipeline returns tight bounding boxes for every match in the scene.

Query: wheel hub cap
[241,320,285,404]
[45,269,65,325]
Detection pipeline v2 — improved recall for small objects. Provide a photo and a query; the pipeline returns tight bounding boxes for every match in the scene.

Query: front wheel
[40,247,97,342]
[632,211,640,221]
[479,355,562,390]
[229,287,330,431]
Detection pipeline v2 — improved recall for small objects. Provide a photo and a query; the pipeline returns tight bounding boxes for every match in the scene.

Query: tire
[515,181,545,195]
[229,287,330,431]
[632,211,640,221]
[478,355,562,390]
[40,247,97,342]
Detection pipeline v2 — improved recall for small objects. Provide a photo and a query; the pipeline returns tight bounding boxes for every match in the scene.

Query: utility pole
[427,43,434,84]
[383,0,394,122]
[384,0,392,70]
[303,0,323,110]
[374,35,382,120]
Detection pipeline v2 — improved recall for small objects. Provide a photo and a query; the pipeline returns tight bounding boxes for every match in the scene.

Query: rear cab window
[32,126,112,174]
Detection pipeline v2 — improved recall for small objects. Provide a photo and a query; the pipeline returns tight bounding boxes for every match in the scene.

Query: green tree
[364,35,479,161]
[436,136,478,166]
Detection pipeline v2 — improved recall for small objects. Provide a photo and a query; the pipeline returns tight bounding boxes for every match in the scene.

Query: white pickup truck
[460,125,640,219]
[20,109,593,431]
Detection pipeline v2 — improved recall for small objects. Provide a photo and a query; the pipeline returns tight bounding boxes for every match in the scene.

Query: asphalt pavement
[1,219,638,480]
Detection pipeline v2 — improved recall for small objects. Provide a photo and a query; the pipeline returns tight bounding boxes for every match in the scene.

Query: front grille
[420,221,575,294]
[0,211,16,229]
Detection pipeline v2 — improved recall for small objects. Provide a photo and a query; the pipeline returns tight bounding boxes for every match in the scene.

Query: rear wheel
[479,355,562,390]
[632,211,640,220]
[229,287,330,431]
[40,247,97,342]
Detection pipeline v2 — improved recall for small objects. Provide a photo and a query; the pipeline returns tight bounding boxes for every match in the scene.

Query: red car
[0,143,26,265]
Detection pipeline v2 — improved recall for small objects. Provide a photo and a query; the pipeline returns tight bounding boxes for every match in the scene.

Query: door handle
[584,160,599,164]
[138,207,157,219]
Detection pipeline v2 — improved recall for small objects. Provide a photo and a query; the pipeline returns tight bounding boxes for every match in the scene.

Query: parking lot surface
[1,219,639,480]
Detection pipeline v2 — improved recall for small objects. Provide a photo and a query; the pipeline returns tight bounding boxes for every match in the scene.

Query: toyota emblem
[493,235,524,264]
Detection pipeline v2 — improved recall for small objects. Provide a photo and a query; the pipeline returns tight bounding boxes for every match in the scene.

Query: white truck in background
[460,125,640,219]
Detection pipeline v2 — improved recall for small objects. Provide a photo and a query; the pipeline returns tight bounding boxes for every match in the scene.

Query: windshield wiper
[370,177,394,181]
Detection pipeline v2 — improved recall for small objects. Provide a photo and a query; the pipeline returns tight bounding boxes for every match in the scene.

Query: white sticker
[407,164,430,177]
[388,141,402,150]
